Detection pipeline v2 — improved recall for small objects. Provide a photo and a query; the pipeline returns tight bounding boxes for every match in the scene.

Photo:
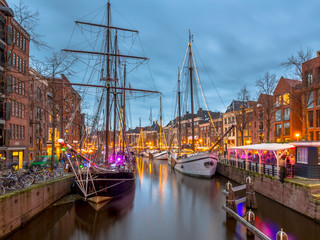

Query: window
[23,38,26,51]
[309,111,314,128]
[232,116,235,123]
[17,32,20,48]
[12,125,15,139]
[19,104,21,117]
[12,77,15,92]
[17,55,19,71]
[22,104,25,118]
[275,110,281,122]
[297,147,308,164]
[275,95,282,107]
[22,126,25,140]
[284,122,290,135]
[308,73,313,85]
[12,101,14,116]
[317,110,320,128]
[16,125,18,139]
[275,124,281,136]
[283,93,290,105]
[13,28,16,44]
[15,79,18,93]
[317,89,320,106]
[224,118,227,124]
[283,108,290,121]
[308,92,314,108]
[13,53,16,67]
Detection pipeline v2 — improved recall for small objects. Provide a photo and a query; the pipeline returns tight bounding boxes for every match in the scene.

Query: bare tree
[281,48,315,140]
[236,85,250,146]
[13,0,49,50]
[255,72,278,142]
[281,48,313,80]
[41,52,76,167]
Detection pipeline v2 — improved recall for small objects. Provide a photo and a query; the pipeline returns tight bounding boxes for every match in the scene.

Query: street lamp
[295,133,300,141]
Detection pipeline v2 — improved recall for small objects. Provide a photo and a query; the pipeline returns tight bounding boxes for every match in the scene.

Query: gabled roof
[283,78,301,88]
[225,100,248,113]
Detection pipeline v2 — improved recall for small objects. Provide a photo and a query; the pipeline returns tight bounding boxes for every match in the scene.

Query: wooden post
[246,176,257,209]
[246,209,255,237]
[276,228,288,240]
[226,181,236,218]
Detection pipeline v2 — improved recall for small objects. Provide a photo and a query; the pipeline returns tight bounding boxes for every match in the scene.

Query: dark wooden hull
[75,170,136,200]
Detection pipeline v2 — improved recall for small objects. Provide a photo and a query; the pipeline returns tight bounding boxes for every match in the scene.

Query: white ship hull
[151,151,168,160]
[168,151,217,178]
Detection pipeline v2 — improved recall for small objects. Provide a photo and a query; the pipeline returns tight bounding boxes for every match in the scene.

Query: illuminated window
[283,93,290,105]
[48,128,52,141]
[275,95,282,107]
[297,147,308,164]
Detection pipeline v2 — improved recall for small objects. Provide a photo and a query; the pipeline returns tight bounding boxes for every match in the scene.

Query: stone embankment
[217,163,320,221]
[0,175,74,238]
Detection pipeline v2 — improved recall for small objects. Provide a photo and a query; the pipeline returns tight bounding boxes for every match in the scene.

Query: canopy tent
[229,143,295,151]
[227,143,295,177]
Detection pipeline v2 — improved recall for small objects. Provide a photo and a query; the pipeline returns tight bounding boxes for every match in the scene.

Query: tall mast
[160,95,162,151]
[188,30,195,151]
[105,0,111,163]
[113,31,118,160]
[122,63,126,153]
[178,67,181,149]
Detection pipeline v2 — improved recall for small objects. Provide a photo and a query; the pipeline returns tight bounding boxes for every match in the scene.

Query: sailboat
[60,0,159,204]
[149,96,169,160]
[168,31,234,178]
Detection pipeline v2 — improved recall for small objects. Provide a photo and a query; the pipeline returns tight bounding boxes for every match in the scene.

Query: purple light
[116,155,123,163]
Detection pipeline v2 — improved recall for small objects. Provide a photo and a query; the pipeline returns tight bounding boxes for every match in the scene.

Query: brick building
[0,1,30,168]
[273,77,301,142]
[301,51,320,140]
[29,68,48,160]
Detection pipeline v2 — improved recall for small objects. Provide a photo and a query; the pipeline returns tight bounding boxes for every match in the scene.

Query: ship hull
[168,151,217,178]
[75,171,136,203]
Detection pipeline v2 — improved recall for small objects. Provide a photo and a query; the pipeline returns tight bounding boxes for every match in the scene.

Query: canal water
[6,157,320,240]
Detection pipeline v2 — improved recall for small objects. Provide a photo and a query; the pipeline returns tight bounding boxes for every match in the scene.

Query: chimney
[317,51,320,57]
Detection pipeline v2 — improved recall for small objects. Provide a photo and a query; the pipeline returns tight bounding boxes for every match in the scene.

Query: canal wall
[0,175,74,238]
[217,163,320,221]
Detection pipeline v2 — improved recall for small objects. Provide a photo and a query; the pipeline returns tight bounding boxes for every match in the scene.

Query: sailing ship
[168,31,234,178]
[60,0,159,204]
[149,96,169,160]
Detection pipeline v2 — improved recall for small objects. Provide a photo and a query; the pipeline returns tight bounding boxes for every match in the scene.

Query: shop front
[8,147,26,170]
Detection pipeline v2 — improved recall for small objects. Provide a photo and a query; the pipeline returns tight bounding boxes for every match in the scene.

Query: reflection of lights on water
[149,162,152,174]
[236,202,246,217]
[254,216,296,240]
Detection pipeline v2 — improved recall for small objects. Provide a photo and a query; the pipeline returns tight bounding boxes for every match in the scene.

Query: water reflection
[6,157,320,240]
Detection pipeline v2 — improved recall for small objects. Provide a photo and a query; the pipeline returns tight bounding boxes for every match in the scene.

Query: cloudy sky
[7,0,320,128]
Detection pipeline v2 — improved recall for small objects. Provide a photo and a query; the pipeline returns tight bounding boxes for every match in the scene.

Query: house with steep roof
[273,76,302,142]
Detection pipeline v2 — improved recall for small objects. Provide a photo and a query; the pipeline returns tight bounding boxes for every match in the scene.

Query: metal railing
[220,158,295,178]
